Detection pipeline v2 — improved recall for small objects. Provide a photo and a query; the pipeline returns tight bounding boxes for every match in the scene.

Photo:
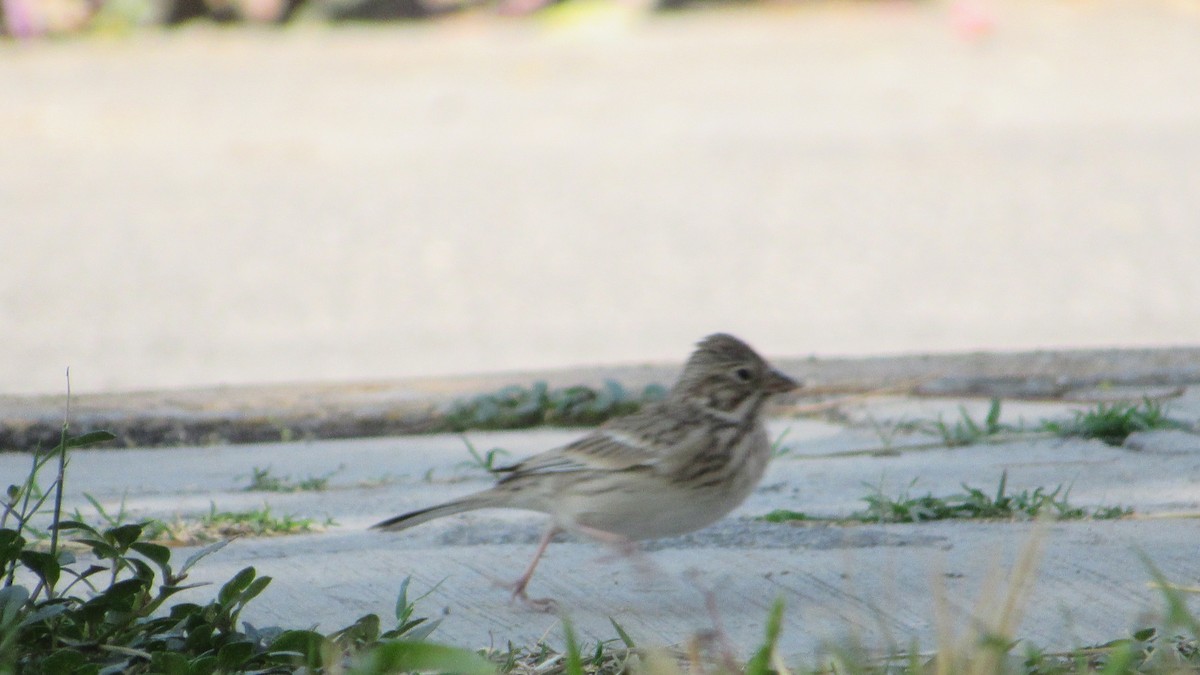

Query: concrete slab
[168,520,1199,660]
[5,389,1197,660]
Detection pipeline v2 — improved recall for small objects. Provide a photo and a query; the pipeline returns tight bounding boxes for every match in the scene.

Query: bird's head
[671,333,798,415]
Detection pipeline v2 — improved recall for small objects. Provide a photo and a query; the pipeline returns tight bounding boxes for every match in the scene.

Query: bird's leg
[685,569,740,672]
[572,523,660,582]
[509,525,560,612]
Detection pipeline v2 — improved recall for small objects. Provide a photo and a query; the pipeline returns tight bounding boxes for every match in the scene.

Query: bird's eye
[733,367,753,382]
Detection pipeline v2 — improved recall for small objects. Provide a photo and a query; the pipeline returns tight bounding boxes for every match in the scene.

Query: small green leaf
[0,585,30,625]
[216,641,255,670]
[394,576,412,623]
[150,651,191,675]
[0,529,25,566]
[177,540,229,578]
[75,537,121,560]
[609,618,637,649]
[19,550,61,589]
[745,597,785,675]
[240,575,272,604]
[107,523,144,550]
[83,578,147,611]
[332,613,381,645]
[218,567,257,605]
[269,629,327,668]
[1098,640,1136,675]
[563,618,583,675]
[130,541,172,569]
[54,520,102,539]
[186,654,218,674]
[40,648,89,672]
[401,617,442,642]
[66,430,117,448]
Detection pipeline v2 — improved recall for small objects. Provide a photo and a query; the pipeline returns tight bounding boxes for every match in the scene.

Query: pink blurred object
[241,0,285,22]
[950,0,995,40]
[496,0,550,17]
[2,0,44,38]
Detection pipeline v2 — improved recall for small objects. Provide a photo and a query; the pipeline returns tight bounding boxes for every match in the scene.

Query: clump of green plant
[2,422,491,674]
[1042,398,1187,446]
[244,465,341,492]
[459,437,511,474]
[149,504,334,545]
[760,472,1131,525]
[490,618,639,675]
[759,509,812,523]
[864,413,923,452]
[442,380,668,432]
[67,494,332,546]
[926,398,1011,447]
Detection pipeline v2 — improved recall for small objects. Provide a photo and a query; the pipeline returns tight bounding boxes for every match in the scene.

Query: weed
[745,597,786,675]
[1042,398,1187,446]
[851,473,1126,524]
[759,509,812,523]
[489,626,633,675]
[244,465,341,492]
[927,398,1010,447]
[771,426,794,458]
[459,436,511,474]
[1092,505,1135,520]
[73,490,136,532]
[760,472,1130,525]
[865,413,917,451]
[150,504,333,545]
[65,495,331,546]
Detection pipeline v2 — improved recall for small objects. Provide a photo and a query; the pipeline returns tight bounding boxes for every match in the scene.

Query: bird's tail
[370,492,501,532]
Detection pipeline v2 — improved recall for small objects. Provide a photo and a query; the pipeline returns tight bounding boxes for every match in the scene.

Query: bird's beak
[763,369,800,394]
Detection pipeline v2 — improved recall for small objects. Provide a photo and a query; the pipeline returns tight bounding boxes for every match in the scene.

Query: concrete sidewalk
[5,373,1198,660]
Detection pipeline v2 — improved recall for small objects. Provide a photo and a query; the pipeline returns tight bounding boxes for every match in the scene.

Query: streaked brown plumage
[372,333,798,608]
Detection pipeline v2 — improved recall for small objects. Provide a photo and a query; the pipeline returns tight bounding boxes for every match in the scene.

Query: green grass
[1041,398,1187,446]
[759,509,813,523]
[842,398,1191,456]
[66,491,335,546]
[146,504,335,545]
[459,436,512,474]
[926,398,1010,447]
[244,465,340,492]
[486,587,1199,675]
[771,426,794,458]
[760,472,1132,525]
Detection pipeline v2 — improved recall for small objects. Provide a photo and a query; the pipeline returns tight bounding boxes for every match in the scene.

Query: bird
[371,333,798,609]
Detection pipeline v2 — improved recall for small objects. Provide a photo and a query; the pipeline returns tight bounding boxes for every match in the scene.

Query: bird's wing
[497,406,699,478]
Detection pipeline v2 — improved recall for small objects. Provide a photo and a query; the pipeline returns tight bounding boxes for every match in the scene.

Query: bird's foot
[509,580,559,613]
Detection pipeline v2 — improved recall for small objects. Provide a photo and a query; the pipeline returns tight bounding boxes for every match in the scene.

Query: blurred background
[2,0,1198,395]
